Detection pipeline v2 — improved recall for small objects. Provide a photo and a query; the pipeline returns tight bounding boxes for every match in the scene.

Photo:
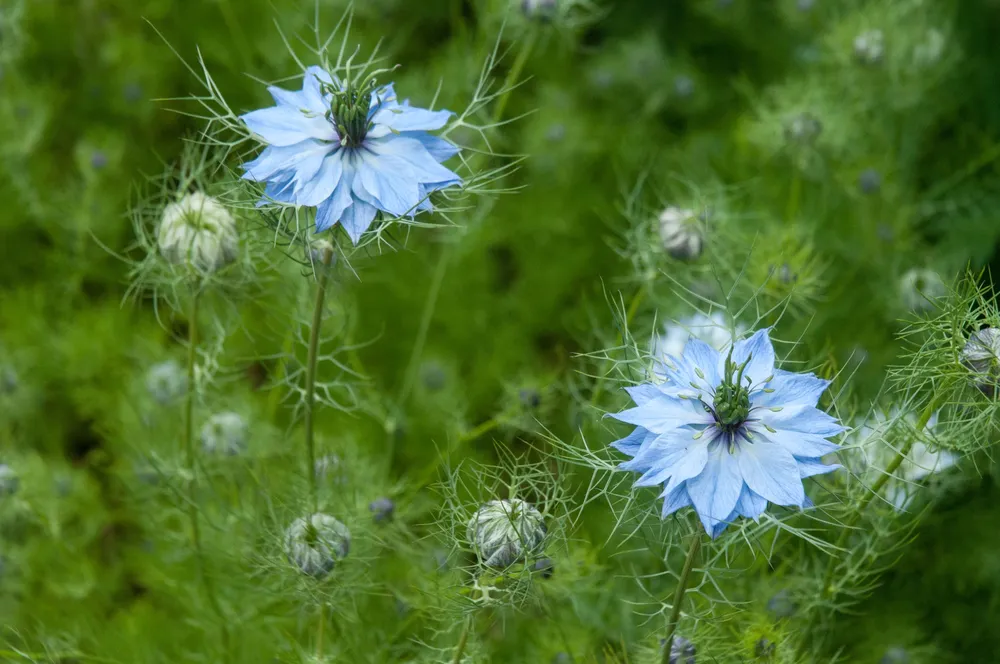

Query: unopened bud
[369,497,395,523]
[854,29,885,65]
[961,327,1000,396]
[900,268,945,312]
[199,412,248,456]
[285,513,351,578]
[521,0,557,20]
[145,360,187,405]
[784,112,822,145]
[467,499,546,568]
[0,464,19,495]
[658,206,705,260]
[158,192,239,274]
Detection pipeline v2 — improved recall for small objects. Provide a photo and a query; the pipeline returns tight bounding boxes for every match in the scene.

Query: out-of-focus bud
[199,412,248,456]
[767,589,797,618]
[658,206,706,261]
[369,497,395,523]
[521,0,557,20]
[0,365,17,395]
[314,454,347,485]
[961,327,1000,396]
[659,635,696,664]
[880,646,910,664]
[158,192,239,274]
[783,112,822,145]
[858,168,881,195]
[0,464,19,495]
[467,499,546,568]
[285,513,351,578]
[145,360,187,405]
[854,29,885,65]
[900,268,946,313]
[533,557,555,579]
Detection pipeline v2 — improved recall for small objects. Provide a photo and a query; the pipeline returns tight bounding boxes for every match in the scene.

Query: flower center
[712,350,753,437]
[324,77,380,148]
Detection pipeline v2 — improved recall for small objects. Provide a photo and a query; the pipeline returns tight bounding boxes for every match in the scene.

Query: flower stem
[493,30,537,125]
[819,395,944,600]
[316,602,325,658]
[452,614,473,664]
[661,533,702,664]
[181,288,232,661]
[305,247,336,515]
[589,287,646,408]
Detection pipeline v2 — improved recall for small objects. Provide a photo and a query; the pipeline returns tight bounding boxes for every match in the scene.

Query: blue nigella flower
[610,328,844,538]
[240,66,461,244]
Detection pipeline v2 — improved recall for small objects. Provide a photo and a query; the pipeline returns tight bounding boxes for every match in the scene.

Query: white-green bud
[854,29,885,65]
[199,412,248,456]
[899,268,946,312]
[0,464,18,495]
[467,498,546,568]
[784,112,822,145]
[284,513,351,578]
[309,238,336,267]
[961,327,1000,396]
[158,192,239,274]
[658,206,705,261]
[145,360,187,405]
[913,29,946,67]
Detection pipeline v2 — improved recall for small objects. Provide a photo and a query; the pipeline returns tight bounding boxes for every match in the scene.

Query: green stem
[785,172,802,225]
[452,615,473,664]
[305,247,335,515]
[819,395,944,599]
[589,287,646,408]
[317,602,325,658]
[661,533,702,664]
[181,289,232,661]
[493,31,537,126]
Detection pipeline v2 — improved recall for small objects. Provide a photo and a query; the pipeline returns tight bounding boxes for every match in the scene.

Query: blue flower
[609,328,844,538]
[240,66,461,244]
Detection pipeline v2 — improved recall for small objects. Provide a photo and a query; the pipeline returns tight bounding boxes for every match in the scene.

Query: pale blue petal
[625,384,662,406]
[711,513,737,539]
[753,426,840,458]
[628,432,713,487]
[680,339,723,388]
[404,132,461,162]
[241,105,335,146]
[735,484,768,519]
[610,426,652,457]
[758,404,845,437]
[365,136,461,188]
[736,440,805,506]
[753,370,830,408]
[268,85,304,108]
[339,198,378,244]
[609,396,713,434]
[241,140,333,182]
[295,151,345,207]
[369,103,453,137]
[794,457,841,479]
[257,176,295,207]
[686,442,744,536]
[659,484,693,518]
[301,66,334,112]
[353,150,421,217]
[724,329,776,388]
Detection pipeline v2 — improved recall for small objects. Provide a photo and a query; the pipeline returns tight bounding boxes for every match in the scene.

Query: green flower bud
[158,192,239,274]
[199,412,248,456]
[467,499,546,569]
[285,513,351,578]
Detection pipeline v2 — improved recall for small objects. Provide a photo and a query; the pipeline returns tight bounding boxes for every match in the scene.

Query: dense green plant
[3,1,1000,662]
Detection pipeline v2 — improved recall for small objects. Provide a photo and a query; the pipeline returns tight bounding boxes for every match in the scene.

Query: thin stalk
[661,533,702,664]
[317,602,325,658]
[305,246,335,514]
[819,395,944,598]
[452,615,473,664]
[181,288,232,660]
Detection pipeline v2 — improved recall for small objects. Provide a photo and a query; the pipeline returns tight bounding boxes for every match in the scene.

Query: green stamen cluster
[324,76,381,148]
[713,348,753,442]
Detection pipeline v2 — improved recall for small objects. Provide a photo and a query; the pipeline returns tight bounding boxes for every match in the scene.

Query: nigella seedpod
[369,497,395,523]
[854,29,885,65]
[0,464,19,496]
[158,192,239,274]
[285,513,351,579]
[961,327,1000,396]
[145,360,187,405]
[658,206,705,260]
[467,499,546,569]
[199,412,248,456]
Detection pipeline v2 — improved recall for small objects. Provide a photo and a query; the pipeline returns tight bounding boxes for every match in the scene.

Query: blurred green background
[3,0,1000,661]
